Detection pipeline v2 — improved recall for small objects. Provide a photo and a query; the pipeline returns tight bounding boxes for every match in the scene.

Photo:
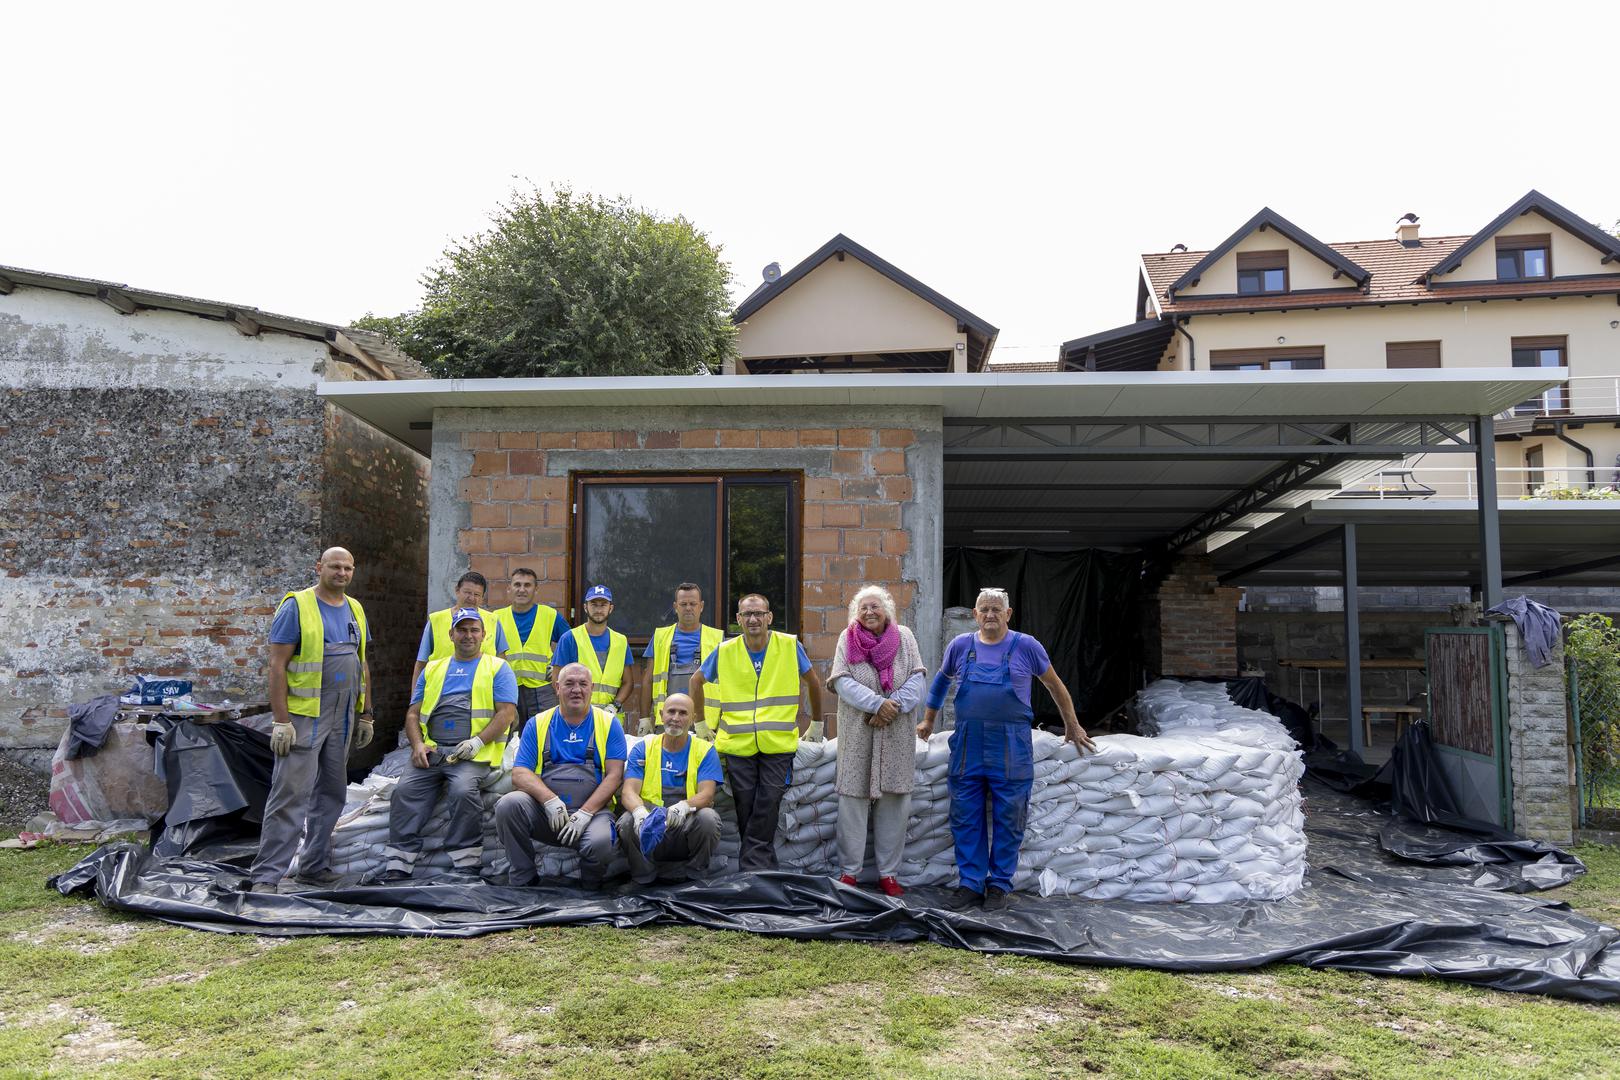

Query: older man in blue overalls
[918,587,1095,911]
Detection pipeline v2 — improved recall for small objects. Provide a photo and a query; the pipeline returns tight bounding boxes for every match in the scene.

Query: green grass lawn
[2,842,1617,1079]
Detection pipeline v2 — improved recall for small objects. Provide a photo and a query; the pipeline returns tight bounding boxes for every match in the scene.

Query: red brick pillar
[1150,556,1239,678]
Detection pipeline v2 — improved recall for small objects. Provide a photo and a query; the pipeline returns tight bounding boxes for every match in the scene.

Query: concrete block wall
[1239,610,1436,714]
[430,405,945,723]
[1148,556,1239,678]
[1500,620,1576,844]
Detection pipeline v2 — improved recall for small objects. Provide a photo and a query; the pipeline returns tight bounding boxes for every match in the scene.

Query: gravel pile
[0,755,51,831]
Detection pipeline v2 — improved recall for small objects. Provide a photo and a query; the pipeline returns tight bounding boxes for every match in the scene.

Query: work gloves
[559,808,593,845]
[631,805,651,832]
[449,736,483,763]
[354,717,373,749]
[542,796,569,834]
[666,801,692,831]
[270,721,296,757]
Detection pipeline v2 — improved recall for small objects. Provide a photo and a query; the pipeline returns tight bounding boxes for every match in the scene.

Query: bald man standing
[248,547,374,893]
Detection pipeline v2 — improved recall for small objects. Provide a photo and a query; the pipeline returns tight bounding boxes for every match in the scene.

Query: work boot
[944,886,983,910]
[982,887,1012,911]
[290,868,342,888]
[359,868,411,886]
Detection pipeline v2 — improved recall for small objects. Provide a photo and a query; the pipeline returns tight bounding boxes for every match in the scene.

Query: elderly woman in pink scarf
[827,584,926,896]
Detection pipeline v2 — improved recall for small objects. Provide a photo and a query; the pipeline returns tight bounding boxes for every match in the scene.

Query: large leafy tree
[356,188,736,377]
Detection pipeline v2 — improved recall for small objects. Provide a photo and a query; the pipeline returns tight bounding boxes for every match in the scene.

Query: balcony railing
[1501,375,1620,419]
[1336,467,1620,501]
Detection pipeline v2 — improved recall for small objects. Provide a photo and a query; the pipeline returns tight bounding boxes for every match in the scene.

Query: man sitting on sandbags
[362,608,517,885]
[618,692,723,884]
[494,662,627,886]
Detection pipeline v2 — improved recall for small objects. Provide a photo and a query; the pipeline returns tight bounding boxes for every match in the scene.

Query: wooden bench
[1361,705,1422,747]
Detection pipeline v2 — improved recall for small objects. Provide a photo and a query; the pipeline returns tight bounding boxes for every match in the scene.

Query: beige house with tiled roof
[1066,191,1620,495]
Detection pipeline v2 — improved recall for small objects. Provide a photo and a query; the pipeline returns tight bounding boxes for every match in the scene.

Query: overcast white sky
[5,2,1616,365]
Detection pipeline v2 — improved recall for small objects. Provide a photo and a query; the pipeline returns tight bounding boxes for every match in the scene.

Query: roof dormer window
[1236,250,1289,295]
[1495,234,1550,281]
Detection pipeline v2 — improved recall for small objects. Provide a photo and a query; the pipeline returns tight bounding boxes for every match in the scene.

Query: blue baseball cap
[584,584,613,602]
[451,606,483,626]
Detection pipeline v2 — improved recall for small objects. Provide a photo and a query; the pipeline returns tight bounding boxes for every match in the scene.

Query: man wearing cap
[638,582,725,738]
[248,546,372,892]
[494,662,627,885]
[411,571,508,688]
[493,566,569,724]
[618,691,723,883]
[363,608,518,884]
[548,585,631,720]
[689,593,825,872]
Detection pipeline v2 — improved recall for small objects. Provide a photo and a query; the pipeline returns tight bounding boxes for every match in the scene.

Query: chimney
[1395,213,1421,246]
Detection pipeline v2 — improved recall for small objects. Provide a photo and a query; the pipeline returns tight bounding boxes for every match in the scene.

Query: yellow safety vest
[713,632,802,757]
[426,607,500,662]
[534,706,616,778]
[649,623,725,728]
[570,625,628,706]
[494,604,562,688]
[418,654,510,766]
[282,588,368,719]
[639,733,713,807]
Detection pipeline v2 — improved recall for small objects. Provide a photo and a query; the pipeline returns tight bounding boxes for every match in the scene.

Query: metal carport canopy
[1212,500,1620,588]
[319,368,1561,553]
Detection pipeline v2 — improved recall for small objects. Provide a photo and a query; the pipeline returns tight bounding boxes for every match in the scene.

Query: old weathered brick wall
[1239,609,1440,714]
[1147,556,1239,678]
[433,405,944,727]
[322,405,429,759]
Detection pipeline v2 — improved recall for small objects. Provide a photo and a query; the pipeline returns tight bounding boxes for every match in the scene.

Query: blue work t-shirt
[510,605,568,647]
[926,632,1051,710]
[641,628,705,664]
[409,657,520,705]
[551,627,614,669]
[626,738,724,793]
[269,596,372,650]
[698,639,812,682]
[416,617,508,661]
[512,710,628,772]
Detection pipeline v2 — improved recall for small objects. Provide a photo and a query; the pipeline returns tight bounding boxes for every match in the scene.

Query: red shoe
[838,874,859,887]
[878,876,904,897]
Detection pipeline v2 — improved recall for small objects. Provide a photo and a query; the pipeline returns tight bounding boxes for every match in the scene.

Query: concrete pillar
[1499,620,1575,845]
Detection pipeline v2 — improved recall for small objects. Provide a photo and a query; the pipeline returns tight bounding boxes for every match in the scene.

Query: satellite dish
[762,262,782,284]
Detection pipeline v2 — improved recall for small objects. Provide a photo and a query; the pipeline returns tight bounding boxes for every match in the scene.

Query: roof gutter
[1174,319,1196,371]
[1552,420,1597,489]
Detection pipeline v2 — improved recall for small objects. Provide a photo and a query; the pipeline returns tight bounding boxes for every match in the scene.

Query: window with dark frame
[1209,346,1325,371]
[1385,341,1442,369]
[1495,234,1551,281]
[1236,250,1289,295]
[1510,336,1569,416]
[572,473,799,644]
[1524,445,1544,496]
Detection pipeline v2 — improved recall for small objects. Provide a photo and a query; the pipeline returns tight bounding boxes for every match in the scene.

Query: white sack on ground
[304,679,1304,903]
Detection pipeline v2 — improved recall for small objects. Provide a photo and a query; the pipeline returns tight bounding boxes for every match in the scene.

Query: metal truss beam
[943,417,1477,461]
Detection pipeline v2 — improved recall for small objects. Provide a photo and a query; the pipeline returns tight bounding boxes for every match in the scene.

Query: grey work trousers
[250,659,356,885]
[518,684,557,726]
[494,792,616,885]
[836,793,913,878]
[383,756,488,873]
[617,806,721,883]
[721,751,794,871]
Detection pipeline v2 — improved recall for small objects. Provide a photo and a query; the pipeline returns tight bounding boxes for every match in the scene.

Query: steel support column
[1476,414,1503,608]
[1343,523,1363,758]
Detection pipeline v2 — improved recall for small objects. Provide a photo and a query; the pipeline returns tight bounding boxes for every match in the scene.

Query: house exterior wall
[1175,231,1360,297]
[428,405,944,725]
[736,258,968,361]
[1443,212,1619,283]
[0,286,428,757]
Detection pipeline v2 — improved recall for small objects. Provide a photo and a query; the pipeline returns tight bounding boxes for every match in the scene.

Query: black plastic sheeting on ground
[145,717,273,860]
[50,779,1620,1002]
[943,547,1144,725]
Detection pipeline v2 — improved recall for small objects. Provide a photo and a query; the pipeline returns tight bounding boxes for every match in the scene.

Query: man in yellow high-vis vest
[410,570,508,689]
[617,692,723,883]
[494,566,568,723]
[637,582,725,736]
[363,608,518,885]
[547,584,631,717]
[248,547,372,893]
[689,593,824,872]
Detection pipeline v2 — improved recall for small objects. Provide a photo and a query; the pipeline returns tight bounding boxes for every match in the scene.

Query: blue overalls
[947,632,1035,894]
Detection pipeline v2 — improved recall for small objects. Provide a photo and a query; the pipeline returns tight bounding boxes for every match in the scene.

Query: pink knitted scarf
[847,619,901,692]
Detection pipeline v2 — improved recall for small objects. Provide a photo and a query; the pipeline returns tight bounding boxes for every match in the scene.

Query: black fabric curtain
[942,548,1144,726]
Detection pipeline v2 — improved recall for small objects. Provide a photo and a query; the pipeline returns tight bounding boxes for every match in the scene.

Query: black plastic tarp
[943,547,1143,725]
[147,717,274,859]
[50,777,1620,1002]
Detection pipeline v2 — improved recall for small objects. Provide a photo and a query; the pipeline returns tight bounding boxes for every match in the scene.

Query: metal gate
[1425,626,1511,827]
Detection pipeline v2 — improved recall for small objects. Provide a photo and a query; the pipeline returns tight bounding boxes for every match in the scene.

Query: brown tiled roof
[988,358,1062,372]
[1142,234,1620,315]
